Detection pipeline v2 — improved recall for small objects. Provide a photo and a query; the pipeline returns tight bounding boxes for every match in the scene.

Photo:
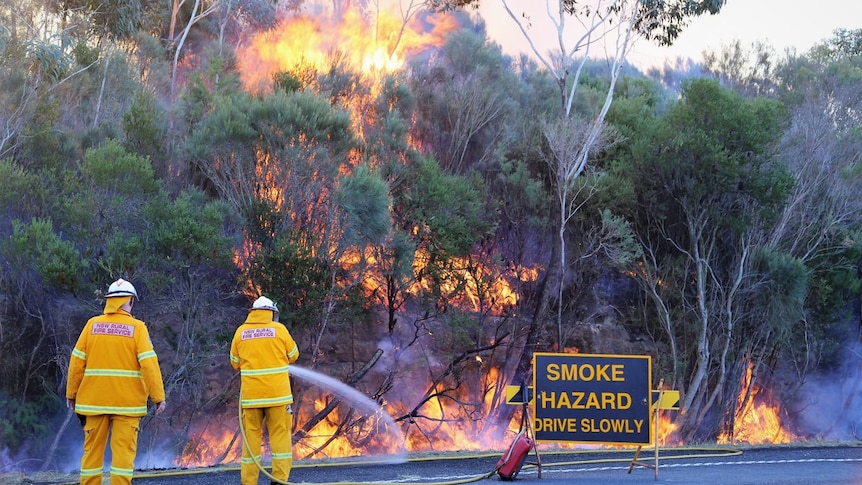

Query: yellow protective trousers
[241,405,293,485]
[79,414,140,485]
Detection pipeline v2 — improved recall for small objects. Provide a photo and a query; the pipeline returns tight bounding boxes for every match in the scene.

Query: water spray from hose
[240,365,409,484]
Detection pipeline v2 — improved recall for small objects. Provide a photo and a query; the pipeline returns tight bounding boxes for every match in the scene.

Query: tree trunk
[39,410,74,471]
[681,220,711,440]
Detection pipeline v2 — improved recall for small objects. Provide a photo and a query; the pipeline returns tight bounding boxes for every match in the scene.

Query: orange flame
[353,245,541,317]
[175,376,521,467]
[657,412,682,446]
[236,8,464,92]
[717,362,798,445]
[404,249,540,316]
[176,362,802,467]
[175,421,243,468]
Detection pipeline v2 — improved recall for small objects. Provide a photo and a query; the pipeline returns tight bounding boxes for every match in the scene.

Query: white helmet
[252,296,278,313]
[106,278,137,298]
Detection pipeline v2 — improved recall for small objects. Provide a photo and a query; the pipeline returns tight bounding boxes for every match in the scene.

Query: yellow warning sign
[651,390,680,410]
[505,385,533,405]
[533,353,652,445]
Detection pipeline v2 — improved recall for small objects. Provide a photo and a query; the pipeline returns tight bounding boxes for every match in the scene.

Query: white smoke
[793,341,862,441]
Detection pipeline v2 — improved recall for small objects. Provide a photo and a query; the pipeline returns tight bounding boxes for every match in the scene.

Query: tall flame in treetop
[236,5,465,92]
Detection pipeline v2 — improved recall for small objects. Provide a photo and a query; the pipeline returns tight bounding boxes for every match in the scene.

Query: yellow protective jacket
[230,309,299,408]
[66,297,166,416]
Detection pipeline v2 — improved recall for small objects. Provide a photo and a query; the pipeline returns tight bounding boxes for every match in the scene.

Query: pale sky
[475,1,862,70]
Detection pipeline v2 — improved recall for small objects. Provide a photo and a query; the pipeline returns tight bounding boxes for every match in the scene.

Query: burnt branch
[294,348,383,441]
[392,338,508,425]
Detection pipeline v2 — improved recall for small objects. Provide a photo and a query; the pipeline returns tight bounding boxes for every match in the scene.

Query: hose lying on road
[118,446,743,485]
[46,446,744,485]
[44,400,743,485]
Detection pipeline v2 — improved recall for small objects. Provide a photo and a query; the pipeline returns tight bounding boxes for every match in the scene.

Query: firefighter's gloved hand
[154,401,167,415]
[69,398,86,426]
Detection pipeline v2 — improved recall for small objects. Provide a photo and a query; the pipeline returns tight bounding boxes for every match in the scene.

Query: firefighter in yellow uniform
[230,296,300,485]
[66,278,166,485]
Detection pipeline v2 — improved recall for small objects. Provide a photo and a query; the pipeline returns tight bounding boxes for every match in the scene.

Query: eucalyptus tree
[766,31,862,434]
[357,74,426,340]
[408,32,554,432]
[0,137,238,467]
[697,32,862,437]
[0,14,74,160]
[50,0,152,130]
[701,39,778,97]
[211,0,278,54]
[406,27,526,382]
[383,156,503,442]
[186,89,393,369]
[292,51,504,340]
[2,0,153,159]
[408,27,519,174]
[347,67,513,445]
[464,0,728,372]
[768,30,862,274]
[168,0,220,99]
[613,78,794,439]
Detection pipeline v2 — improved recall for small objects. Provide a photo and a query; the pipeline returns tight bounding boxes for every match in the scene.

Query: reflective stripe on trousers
[241,405,293,485]
[80,414,140,485]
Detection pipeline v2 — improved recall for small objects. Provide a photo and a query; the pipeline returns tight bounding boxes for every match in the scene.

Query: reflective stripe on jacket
[230,309,299,408]
[66,304,166,416]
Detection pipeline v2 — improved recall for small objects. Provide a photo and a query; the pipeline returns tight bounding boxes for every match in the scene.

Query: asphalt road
[111,443,862,485]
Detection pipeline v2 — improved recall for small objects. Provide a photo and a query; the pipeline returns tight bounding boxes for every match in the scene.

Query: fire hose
[234,394,743,485]
[47,398,744,484]
[115,444,743,484]
[50,440,743,484]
